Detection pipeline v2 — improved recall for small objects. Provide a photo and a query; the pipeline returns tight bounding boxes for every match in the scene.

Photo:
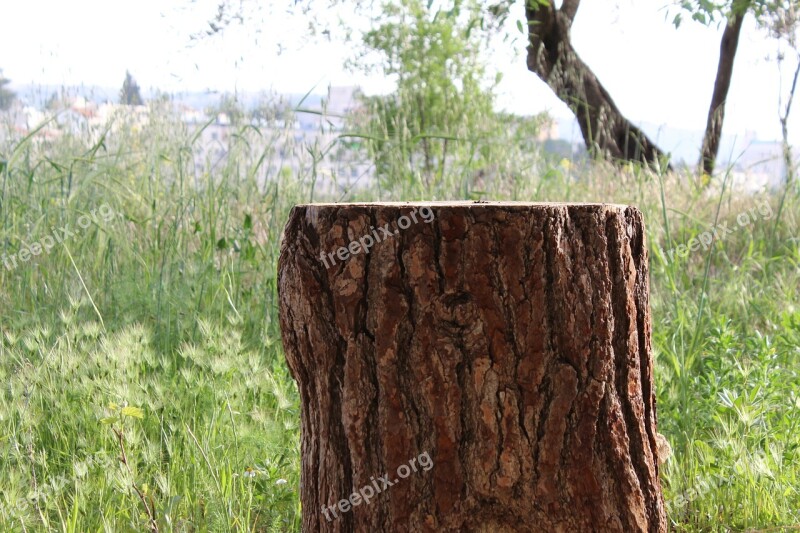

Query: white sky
[2,0,799,145]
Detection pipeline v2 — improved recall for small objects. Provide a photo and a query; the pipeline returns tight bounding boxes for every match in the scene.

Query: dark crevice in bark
[516,217,535,452]
[534,210,563,498]
[395,209,425,456]
[605,210,660,532]
[331,316,355,530]
[528,211,552,494]
[432,215,446,295]
[598,388,628,530]
[489,214,526,491]
[604,214,643,533]
[627,209,662,523]
[454,336,471,506]
[360,212,375,342]
[361,211,384,529]
[556,210,578,496]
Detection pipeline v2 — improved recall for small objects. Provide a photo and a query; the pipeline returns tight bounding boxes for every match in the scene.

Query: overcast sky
[3,0,800,146]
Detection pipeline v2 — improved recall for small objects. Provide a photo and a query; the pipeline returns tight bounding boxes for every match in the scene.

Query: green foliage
[120,70,144,106]
[671,0,795,28]
[208,94,246,124]
[348,0,531,192]
[0,102,302,531]
[0,70,16,111]
[649,176,800,528]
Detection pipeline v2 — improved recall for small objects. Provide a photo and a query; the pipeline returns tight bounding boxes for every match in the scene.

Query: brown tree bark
[525,2,671,170]
[278,202,667,532]
[699,11,747,176]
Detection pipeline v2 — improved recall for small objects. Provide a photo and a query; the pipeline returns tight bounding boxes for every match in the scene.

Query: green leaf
[120,406,144,419]
[243,213,253,231]
[516,19,524,34]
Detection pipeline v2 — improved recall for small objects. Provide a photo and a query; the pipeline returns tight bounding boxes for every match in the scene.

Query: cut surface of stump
[278,202,667,532]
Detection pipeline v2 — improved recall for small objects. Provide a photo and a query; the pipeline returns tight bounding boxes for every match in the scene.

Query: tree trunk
[525,2,671,170]
[278,202,667,532]
[699,12,746,176]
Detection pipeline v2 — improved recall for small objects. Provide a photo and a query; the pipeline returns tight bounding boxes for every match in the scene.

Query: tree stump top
[293,201,634,209]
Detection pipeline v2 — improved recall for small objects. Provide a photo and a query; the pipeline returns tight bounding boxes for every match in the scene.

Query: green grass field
[1,107,799,531]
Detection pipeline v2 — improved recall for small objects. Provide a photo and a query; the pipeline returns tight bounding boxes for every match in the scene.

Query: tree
[196,0,794,175]
[524,0,800,174]
[524,1,671,169]
[0,70,16,111]
[207,93,245,124]
[279,203,668,531]
[349,0,503,188]
[755,2,800,230]
[673,1,800,177]
[120,71,144,106]
[771,2,800,188]
[698,9,748,177]
[671,1,752,177]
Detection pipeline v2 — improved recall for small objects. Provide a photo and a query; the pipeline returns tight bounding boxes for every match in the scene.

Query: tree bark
[525,2,671,170]
[278,202,667,532]
[699,11,746,176]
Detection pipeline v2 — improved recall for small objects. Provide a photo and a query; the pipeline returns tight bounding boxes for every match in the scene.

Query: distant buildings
[165,85,373,197]
[729,131,796,192]
[2,88,796,195]
[0,86,375,199]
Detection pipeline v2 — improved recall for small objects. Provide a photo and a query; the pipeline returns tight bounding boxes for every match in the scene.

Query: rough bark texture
[525,2,671,170]
[278,202,667,532]
[699,11,746,176]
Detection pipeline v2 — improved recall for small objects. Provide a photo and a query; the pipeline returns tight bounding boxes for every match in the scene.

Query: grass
[0,101,799,531]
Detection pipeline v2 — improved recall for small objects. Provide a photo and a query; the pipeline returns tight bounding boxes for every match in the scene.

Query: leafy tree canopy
[0,70,16,111]
[120,70,144,106]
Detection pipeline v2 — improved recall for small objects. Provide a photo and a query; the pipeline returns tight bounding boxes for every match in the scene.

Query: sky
[3,0,800,150]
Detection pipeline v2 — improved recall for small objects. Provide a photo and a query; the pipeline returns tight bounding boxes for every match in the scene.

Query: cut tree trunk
[278,202,667,532]
[525,2,671,170]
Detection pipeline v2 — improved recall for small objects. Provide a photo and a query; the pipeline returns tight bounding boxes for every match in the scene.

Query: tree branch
[561,0,581,26]
[783,53,800,122]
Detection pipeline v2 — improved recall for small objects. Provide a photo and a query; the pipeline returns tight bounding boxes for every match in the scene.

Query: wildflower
[243,467,257,478]
[275,478,287,485]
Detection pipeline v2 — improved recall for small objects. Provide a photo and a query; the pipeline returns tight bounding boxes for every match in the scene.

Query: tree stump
[278,202,667,532]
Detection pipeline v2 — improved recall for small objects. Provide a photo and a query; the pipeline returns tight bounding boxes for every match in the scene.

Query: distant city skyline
[3,0,800,152]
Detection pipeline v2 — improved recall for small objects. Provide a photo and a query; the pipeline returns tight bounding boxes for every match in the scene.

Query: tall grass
[1,99,799,531]
[1,103,304,532]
